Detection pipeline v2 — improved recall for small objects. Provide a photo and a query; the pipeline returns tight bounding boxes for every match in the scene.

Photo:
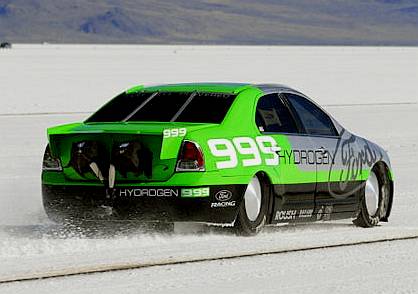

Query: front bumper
[42,184,247,223]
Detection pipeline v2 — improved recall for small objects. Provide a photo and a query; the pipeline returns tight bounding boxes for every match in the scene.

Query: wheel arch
[372,161,394,221]
[253,170,276,224]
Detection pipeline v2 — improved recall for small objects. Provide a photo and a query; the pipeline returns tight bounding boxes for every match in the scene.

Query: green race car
[42,83,394,235]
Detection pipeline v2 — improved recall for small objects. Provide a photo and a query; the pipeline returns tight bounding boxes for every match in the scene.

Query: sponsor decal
[118,188,179,197]
[211,201,236,208]
[275,210,297,221]
[299,209,314,218]
[327,131,384,198]
[215,190,233,202]
[336,132,382,180]
[274,209,314,221]
[316,205,333,221]
[181,187,210,198]
[277,149,334,165]
[208,136,280,169]
[208,136,335,168]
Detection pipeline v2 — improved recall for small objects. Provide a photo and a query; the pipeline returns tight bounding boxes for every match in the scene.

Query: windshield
[85,91,236,124]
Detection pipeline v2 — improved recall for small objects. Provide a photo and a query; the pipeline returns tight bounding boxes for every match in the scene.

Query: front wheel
[353,164,390,228]
[234,174,269,235]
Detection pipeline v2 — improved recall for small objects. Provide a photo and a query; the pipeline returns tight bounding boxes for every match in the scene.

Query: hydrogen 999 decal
[207,136,280,169]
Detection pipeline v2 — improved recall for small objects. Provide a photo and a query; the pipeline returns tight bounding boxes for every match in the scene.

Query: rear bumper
[42,184,247,224]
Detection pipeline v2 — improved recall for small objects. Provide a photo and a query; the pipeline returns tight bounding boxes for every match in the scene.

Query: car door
[255,93,316,223]
[284,93,359,216]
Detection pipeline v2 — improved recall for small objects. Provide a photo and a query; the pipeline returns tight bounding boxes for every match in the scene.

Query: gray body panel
[254,83,392,174]
[254,84,393,222]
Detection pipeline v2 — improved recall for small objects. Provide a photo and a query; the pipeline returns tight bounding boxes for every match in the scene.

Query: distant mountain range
[1,0,418,45]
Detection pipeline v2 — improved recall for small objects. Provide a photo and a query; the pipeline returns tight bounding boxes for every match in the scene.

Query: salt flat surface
[3,237,418,294]
[1,45,418,114]
[0,45,417,293]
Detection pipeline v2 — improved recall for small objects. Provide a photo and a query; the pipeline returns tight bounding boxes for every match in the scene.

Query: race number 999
[163,128,187,138]
[207,139,238,169]
[208,136,279,169]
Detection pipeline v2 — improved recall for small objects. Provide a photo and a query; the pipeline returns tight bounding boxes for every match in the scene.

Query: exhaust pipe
[69,141,107,179]
[108,164,116,189]
[89,162,104,182]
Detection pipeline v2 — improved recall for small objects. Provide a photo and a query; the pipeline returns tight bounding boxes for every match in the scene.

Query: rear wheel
[235,174,269,235]
[353,164,390,228]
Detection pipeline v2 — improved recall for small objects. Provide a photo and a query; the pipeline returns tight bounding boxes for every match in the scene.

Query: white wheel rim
[365,171,379,216]
[244,176,262,222]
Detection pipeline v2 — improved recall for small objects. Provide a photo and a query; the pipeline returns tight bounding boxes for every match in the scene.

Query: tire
[235,174,269,235]
[353,163,391,228]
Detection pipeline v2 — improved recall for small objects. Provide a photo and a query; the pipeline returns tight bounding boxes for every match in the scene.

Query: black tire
[43,202,66,224]
[235,173,270,236]
[353,163,391,228]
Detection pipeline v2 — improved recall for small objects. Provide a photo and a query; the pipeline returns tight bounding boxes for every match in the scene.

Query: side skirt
[269,181,363,225]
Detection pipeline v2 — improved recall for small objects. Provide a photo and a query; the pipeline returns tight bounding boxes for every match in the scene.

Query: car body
[42,83,394,234]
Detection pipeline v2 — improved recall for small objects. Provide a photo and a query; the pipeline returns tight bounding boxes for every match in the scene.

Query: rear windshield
[85,92,236,124]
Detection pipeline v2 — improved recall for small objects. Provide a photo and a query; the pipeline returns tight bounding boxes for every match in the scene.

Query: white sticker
[208,139,238,169]
[233,137,262,167]
[208,136,280,169]
[256,136,280,166]
[163,128,187,138]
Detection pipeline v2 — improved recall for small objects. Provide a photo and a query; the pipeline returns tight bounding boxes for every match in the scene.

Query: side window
[255,94,299,134]
[286,94,338,137]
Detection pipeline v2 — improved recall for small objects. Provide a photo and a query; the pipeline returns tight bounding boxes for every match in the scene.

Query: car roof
[126,83,297,95]
[123,82,343,133]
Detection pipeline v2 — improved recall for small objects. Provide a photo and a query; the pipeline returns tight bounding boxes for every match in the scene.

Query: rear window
[86,91,236,124]
[175,92,236,123]
[127,92,191,122]
[85,92,151,123]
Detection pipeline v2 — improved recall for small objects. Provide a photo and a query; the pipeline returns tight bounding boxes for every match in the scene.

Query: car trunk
[48,122,211,184]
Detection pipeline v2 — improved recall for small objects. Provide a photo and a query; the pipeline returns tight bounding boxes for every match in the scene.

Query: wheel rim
[244,176,262,222]
[365,170,380,216]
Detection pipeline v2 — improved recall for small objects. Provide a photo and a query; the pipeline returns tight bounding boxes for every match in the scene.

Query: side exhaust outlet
[112,141,153,178]
[68,141,107,179]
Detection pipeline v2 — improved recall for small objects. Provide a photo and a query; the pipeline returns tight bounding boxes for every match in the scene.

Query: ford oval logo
[215,190,233,202]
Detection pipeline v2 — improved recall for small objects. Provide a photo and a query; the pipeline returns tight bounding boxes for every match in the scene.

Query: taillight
[176,140,205,172]
[42,144,62,171]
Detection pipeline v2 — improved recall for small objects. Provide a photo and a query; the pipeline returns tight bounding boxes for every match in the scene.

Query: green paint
[126,85,144,94]
[43,83,390,190]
